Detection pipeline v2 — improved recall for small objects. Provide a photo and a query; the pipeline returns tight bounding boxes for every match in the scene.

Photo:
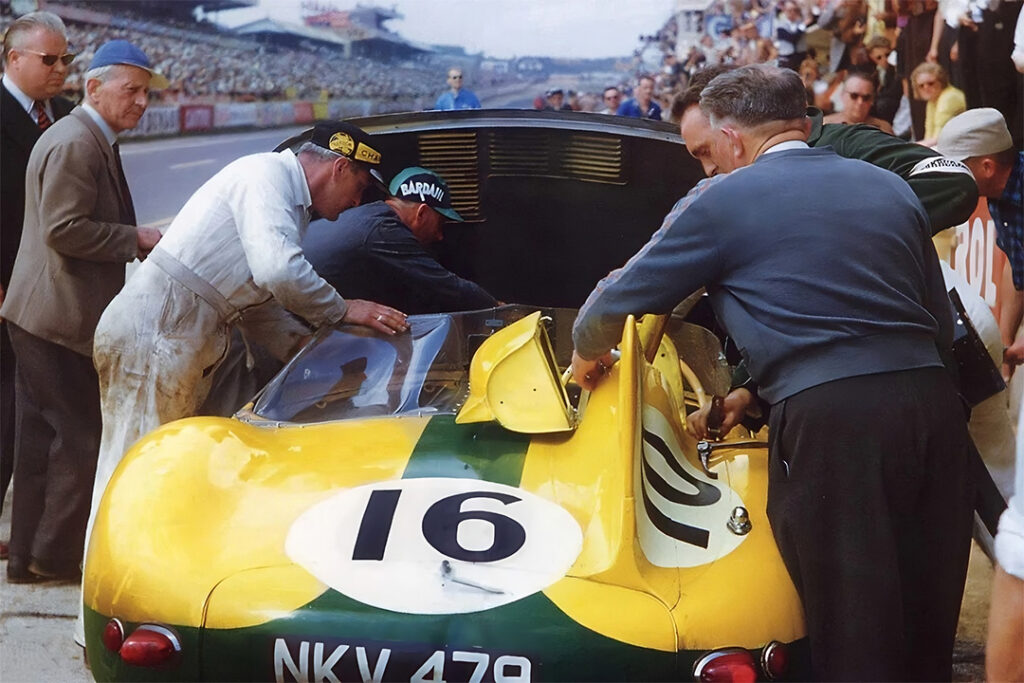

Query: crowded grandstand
[1,0,1021,144]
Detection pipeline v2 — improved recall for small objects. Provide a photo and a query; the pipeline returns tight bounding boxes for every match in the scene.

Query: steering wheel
[678,358,709,411]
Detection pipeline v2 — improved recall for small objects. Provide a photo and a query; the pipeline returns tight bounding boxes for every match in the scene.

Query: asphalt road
[121,125,307,229]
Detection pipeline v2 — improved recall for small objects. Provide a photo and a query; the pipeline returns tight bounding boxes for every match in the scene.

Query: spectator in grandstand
[304,166,497,314]
[0,10,76,567]
[617,74,662,120]
[824,71,894,132]
[1,39,165,584]
[599,86,622,115]
[661,52,686,91]
[567,90,582,111]
[954,0,1021,146]
[799,57,832,110]
[542,88,572,111]
[911,61,965,146]
[865,35,900,123]
[820,0,869,72]
[776,0,810,71]
[927,0,961,85]
[895,0,937,141]
[434,67,480,111]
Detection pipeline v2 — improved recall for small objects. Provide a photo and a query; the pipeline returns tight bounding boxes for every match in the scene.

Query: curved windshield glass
[251,305,578,424]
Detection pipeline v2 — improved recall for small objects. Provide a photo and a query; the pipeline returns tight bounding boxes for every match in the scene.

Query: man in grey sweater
[571,65,973,681]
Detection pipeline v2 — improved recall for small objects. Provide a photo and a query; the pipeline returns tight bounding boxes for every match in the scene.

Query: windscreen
[252,305,577,424]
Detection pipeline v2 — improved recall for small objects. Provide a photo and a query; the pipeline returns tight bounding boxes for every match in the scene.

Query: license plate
[271,635,534,682]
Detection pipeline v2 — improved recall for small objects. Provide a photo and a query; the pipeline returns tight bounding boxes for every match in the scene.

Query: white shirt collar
[281,148,313,214]
[2,74,36,115]
[81,102,118,147]
[762,140,810,155]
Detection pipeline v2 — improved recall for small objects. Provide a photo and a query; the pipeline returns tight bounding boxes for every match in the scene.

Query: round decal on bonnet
[286,477,583,614]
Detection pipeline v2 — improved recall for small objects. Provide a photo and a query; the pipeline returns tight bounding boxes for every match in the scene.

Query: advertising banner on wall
[122,106,180,138]
[215,103,259,128]
[293,101,315,124]
[256,102,298,127]
[180,105,215,132]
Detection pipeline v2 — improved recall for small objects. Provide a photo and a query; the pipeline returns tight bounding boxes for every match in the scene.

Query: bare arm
[998,262,1024,372]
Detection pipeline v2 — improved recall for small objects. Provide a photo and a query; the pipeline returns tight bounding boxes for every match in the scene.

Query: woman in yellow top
[912,62,965,146]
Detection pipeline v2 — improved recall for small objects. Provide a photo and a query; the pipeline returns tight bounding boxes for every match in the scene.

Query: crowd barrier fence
[121,97,423,138]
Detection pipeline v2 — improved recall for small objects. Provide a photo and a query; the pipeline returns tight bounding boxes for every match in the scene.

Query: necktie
[112,143,137,225]
[33,100,52,131]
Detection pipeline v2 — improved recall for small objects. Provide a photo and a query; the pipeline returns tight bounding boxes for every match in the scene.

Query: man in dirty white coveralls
[77,120,408,644]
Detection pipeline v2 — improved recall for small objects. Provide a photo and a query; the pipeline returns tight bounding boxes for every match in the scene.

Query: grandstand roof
[233,15,431,59]
[675,0,713,9]
[233,17,351,49]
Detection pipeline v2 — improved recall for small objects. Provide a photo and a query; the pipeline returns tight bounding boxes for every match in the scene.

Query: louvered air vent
[417,131,482,222]
[489,131,624,184]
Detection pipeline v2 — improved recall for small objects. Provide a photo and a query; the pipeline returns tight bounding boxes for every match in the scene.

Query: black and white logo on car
[286,478,583,614]
[636,406,747,567]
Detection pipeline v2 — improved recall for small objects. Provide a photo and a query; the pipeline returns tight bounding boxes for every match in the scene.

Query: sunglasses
[19,48,76,66]
[449,75,463,79]
[847,92,874,101]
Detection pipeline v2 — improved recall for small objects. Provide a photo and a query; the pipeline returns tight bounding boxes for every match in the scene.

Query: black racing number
[351,489,527,563]
[352,489,402,560]
[422,491,526,562]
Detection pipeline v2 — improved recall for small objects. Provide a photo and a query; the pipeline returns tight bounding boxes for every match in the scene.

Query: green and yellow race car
[84,305,806,682]
[83,111,807,682]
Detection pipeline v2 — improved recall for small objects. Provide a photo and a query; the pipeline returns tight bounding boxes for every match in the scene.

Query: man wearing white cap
[936,108,1023,367]
[937,107,1024,683]
[0,39,165,583]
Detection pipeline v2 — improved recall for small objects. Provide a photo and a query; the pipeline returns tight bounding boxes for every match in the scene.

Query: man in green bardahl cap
[304,166,497,314]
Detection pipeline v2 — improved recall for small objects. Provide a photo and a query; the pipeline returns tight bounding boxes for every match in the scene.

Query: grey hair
[83,64,128,104]
[700,64,807,129]
[84,65,119,85]
[2,11,68,63]
[296,140,342,163]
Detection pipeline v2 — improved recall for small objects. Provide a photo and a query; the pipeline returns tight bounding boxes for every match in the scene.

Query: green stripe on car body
[401,415,531,487]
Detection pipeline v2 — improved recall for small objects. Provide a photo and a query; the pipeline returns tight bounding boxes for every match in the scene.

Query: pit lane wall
[120,98,424,139]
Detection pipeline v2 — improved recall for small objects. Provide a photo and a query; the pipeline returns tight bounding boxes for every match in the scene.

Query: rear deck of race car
[83,319,804,682]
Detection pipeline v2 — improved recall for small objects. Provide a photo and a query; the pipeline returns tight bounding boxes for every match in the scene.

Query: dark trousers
[7,324,101,573]
[767,367,974,682]
[957,6,1023,148]
[1,321,14,516]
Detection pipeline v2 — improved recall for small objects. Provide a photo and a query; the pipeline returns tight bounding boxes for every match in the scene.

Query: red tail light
[101,618,125,653]
[119,624,181,668]
[761,641,789,680]
[693,648,758,683]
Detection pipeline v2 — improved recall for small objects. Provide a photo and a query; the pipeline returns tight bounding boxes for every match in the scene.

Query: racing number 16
[352,489,527,563]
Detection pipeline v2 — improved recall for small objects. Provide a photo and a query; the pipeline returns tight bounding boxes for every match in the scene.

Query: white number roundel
[286,477,583,614]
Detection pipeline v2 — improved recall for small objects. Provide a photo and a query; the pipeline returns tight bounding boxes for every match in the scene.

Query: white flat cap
[935,108,1013,161]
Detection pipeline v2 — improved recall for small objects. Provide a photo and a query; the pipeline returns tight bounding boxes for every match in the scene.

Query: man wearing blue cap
[0,39,165,584]
[304,166,497,314]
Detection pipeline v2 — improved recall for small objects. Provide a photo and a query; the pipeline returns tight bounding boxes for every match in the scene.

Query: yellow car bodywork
[83,310,804,681]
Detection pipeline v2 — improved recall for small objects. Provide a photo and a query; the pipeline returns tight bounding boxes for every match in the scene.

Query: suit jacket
[0,107,138,356]
[1,82,74,288]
